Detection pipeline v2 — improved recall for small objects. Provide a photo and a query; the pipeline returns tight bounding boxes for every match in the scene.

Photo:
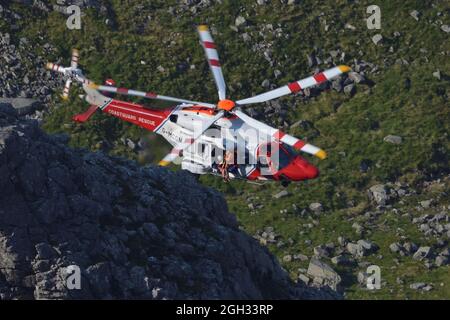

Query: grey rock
[441,25,450,33]
[0,98,40,116]
[273,190,289,199]
[346,243,365,257]
[420,199,433,209]
[309,203,323,214]
[343,84,355,95]
[314,246,330,258]
[383,135,402,144]
[357,271,368,285]
[357,240,378,253]
[348,72,366,84]
[435,255,449,267]
[344,23,356,31]
[403,242,418,255]
[307,54,316,68]
[413,246,432,261]
[410,10,420,21]
[352,222,364,234]
[390,242,402,253]
[293,254,308,261]
[261,79,271,88]
[337,236,348,247]
[235,16,247,28]
[298,274,310,284]
[432,70,441,80]
[241,33,251,42]
[371,34,383,45]
[307,258,341,291]
[331,255,350,266]
[410,282,426,290]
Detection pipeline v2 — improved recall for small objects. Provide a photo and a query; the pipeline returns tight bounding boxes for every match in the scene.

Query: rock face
[0,104,337,300]
[0,98,41,116]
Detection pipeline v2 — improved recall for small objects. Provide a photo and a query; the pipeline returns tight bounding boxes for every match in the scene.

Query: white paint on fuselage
[156,105,273,169]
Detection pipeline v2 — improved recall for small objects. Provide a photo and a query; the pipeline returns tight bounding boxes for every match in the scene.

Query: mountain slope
[1,0,449,299]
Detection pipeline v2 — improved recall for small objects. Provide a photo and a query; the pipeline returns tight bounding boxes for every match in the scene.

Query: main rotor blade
[233,109,327,159]
[236,65,350,105]
[88,83,216,109]
[197,25,227,100]
[159,110,225,166]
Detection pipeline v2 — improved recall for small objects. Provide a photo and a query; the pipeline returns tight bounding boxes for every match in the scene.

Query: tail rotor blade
[236,65,351,105]
[62,78,72,100]
[71,49,79,69]
[197,25,227,101]
[46,62,66,74]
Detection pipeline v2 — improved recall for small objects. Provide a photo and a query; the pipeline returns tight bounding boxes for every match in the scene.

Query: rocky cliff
[0,103,337,299]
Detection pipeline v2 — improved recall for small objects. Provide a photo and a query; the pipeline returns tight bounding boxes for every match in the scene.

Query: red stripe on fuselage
[103,99,173,132]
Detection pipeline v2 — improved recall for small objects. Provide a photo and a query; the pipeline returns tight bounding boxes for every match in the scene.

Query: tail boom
[102,99,174,132]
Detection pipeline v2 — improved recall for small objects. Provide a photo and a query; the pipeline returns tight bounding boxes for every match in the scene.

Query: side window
[169,114,178,123]
[258,155,270,168]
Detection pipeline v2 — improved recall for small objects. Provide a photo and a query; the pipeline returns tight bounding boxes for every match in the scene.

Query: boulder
[372,34,383,45]
[413,246,432,261]
[368,184,389,206]
[307,258,341,291]
[383,135,403,144]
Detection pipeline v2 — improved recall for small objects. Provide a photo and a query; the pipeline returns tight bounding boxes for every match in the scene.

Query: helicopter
[46,25,350,183]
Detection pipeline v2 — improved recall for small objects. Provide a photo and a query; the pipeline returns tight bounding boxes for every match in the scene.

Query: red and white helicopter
[46,25,350,183]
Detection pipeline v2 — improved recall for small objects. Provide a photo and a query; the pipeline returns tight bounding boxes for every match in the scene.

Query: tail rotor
[46,48,86,101]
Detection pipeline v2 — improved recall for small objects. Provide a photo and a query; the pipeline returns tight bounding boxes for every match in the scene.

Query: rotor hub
[217,99,235,111]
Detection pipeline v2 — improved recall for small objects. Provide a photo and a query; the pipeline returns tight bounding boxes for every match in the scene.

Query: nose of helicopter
[281,156,319,181]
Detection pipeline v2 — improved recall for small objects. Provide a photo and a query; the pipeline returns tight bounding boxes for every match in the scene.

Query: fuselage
[84,86,318,182]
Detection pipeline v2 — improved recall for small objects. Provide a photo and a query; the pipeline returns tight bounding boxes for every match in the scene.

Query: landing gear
[281,180,291,188]
[280,175,291,187]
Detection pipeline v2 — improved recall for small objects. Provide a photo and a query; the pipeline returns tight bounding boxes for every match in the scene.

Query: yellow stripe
[46,63,53,70]
[198,25,208,31]
[338,65,351,73]
[158,160,171,166]
[314,150,327,160]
